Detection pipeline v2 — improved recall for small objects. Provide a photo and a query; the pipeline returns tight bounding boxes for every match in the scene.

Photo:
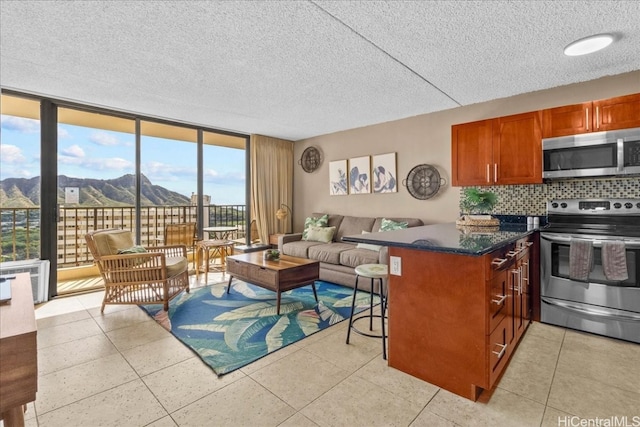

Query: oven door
[540,232,640,313]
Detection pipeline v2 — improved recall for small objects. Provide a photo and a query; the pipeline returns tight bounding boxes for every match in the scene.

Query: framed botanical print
[372,152,397,193]
[348,156,370,194]
[329,160,348,195]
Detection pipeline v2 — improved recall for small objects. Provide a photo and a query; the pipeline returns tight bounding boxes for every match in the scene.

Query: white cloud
[90,131,121,146]
[0,116,39,133]
[58,127,70,139]
[0,144,26,163]
[61,144,85,158]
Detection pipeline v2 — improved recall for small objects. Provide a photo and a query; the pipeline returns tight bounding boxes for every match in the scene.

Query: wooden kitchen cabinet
[452,111,542,186]
[542,93,640,138]
[387,235,534,401]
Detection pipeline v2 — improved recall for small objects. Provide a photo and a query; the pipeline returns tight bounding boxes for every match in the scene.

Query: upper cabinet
[542,93,640,138]
[452,111,542,186]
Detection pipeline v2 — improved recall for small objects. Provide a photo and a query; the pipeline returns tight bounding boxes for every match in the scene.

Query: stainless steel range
[540,198,640,343]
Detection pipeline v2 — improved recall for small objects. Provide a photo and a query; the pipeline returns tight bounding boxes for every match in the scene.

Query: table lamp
[275,204,292,233]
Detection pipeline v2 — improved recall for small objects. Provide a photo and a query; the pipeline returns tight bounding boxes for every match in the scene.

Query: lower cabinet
[387,236,533,401]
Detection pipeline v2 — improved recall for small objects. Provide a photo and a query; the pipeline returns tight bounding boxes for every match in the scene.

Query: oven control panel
[548,199,640,215]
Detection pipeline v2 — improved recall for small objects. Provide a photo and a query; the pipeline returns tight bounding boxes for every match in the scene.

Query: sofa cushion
[356,230,383,252]
[340,247,381,268]
[302,214,329,240]
[335,216,376,242]
[305,226,336,243]
[308,243,355,264]
[372,217,423,232]
[282,240,325,258]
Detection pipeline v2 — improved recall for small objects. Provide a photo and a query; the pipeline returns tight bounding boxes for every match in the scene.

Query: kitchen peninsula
[344,222,538,401]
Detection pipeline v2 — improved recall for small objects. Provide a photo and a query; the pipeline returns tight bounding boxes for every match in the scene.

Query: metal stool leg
[369,277,374,330]
[346,274,360,344]
[379,277,387,360]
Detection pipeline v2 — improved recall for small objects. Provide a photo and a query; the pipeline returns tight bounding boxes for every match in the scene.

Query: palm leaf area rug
[140,280,378,375]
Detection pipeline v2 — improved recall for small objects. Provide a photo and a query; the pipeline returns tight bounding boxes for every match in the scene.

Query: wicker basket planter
[455,215,500,229]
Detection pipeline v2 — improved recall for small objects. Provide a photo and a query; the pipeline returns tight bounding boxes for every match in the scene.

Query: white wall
[292,71,640,231]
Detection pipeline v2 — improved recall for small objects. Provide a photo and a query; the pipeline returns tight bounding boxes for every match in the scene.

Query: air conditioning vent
[0,259,50,303]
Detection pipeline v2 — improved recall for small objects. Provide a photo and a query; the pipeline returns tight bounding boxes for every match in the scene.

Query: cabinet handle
[492,294,507,305]
[494,163,498,183]
[586,107,590,131]
[596,106,600,129]
[486,164,490,183]
[491,258,508,268]
[506,250,519,258]
[511,268,521,293]
[492,343,507,359]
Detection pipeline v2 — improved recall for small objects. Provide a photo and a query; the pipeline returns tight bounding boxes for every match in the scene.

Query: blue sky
[0,115,246,205]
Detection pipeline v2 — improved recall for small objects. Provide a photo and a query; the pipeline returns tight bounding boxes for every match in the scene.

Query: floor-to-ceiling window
[0,90,249,297]
[0,95,41,261]
[203,131,247,239]
[140,121,197,245]
[56,107,136,288]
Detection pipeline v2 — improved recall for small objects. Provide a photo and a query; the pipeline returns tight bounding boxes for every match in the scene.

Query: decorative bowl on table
[263,249,280,261]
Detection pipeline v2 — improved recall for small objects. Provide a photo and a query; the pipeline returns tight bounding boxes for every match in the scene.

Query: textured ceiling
[1,1,639,141]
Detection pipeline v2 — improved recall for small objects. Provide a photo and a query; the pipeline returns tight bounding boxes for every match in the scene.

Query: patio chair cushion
[166,256,189,277]
[94,229,135,256]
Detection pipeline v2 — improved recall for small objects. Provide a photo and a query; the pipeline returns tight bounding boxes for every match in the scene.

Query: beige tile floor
[7,273,640,427]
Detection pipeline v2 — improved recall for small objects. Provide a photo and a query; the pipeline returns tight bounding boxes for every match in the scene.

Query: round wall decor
[298,146,321,173]
[402,164,446,200]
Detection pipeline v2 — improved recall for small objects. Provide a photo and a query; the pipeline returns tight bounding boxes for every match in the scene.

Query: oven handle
[542,297,640,322]
[540,233,640,248]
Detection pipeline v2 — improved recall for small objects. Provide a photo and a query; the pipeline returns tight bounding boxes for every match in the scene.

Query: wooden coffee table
[226,251,319,315]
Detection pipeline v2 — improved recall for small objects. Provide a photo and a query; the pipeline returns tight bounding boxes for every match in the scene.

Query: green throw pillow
[305,226,336,243]
[117,245,147,254]
[302,214,329,240]
[117,245,148,265]
[379,218,408,232]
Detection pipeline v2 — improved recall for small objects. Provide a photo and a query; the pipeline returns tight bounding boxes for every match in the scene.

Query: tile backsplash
[461,177,640,216]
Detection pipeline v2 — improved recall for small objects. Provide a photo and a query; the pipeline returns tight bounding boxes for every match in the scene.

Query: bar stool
[346,263,389,360]
[196,239,234,284]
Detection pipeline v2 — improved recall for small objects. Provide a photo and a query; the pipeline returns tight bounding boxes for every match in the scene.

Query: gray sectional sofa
[278,213,423,289]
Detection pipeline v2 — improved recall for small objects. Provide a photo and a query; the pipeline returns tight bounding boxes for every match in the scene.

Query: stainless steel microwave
[543,127,640,179]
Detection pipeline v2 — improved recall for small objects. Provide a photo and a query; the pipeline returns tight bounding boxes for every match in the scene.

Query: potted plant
[457,188,499,229]
[460,187,498,216]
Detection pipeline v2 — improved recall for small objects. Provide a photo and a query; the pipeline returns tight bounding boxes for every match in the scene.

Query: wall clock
[299,146,322,173]
[402,164,445,200]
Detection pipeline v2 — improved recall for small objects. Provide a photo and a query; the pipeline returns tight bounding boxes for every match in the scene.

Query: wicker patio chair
[85,228,189,313]
[164,222,198,268]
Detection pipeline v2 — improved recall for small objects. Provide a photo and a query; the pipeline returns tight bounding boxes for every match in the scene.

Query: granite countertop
[343,222,540,256]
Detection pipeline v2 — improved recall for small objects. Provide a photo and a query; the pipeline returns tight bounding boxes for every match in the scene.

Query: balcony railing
[1,204,246,268]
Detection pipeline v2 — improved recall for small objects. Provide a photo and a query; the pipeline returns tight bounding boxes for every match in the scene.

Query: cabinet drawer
[227,259,249,276]
[486,243,515,280]
[246,264,277,286]
[488,269,508,333]
[488,315,511,387]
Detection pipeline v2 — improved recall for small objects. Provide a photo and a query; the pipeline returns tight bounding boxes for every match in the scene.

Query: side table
[0,272,37,427]
[269,234,285,248]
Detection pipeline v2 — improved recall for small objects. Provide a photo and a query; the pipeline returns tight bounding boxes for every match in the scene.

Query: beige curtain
[250,135,294,243]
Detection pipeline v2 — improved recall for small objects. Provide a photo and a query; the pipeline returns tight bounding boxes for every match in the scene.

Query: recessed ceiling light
[564,33,614,56]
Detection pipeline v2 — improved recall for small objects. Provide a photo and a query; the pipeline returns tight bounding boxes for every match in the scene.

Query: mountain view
[0,174,191,207]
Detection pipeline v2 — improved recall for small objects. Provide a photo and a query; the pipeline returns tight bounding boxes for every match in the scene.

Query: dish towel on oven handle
[569,239,593,281]
[601,241,628,282]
